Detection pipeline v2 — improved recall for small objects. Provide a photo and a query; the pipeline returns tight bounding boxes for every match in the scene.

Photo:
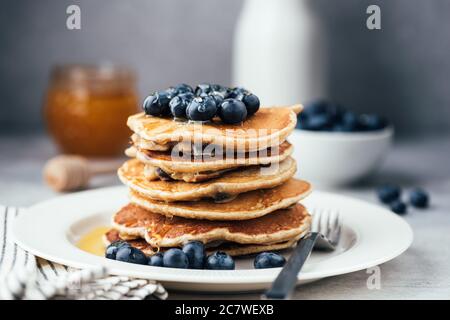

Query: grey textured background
[1,0,450,136]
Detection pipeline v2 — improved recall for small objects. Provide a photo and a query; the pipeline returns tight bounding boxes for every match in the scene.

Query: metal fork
[263,208,342,299]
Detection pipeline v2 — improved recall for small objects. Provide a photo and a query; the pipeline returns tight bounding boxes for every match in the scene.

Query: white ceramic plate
[12,186,412,292]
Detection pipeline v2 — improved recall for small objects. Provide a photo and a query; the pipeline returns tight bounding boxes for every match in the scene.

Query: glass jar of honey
[44,64,139,157]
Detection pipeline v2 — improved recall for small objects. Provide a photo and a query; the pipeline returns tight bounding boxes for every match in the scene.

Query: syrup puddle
[76,226,110,257]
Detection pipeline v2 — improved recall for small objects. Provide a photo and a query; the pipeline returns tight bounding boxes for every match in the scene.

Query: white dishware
[232,0,325,106]
[12,185,412,292]
[290,127,394,187]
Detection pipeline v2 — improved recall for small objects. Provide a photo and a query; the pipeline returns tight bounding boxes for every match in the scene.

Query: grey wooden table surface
[1,133,449,299]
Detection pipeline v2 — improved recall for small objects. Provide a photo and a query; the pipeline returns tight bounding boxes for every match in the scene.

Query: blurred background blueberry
[296,100,389,133]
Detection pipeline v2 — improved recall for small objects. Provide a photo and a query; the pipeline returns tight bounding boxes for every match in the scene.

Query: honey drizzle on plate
[76,226,110,257]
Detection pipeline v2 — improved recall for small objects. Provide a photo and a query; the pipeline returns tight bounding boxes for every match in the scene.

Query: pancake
[142,163,235,183]
[128,106,301,152]
[134,141,293,175]
[104,229,302,257]
[129,178,312,220]
[111,203,311,248]
[118,157,297,202]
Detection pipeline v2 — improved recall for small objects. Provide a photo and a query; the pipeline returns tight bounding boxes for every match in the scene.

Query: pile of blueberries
[376,185,430,215]
[106,240,286,270]
[143,84,260,124]
[297,100,388,132]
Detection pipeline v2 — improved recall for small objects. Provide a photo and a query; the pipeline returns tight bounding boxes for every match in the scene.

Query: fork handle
[263,232,320,300]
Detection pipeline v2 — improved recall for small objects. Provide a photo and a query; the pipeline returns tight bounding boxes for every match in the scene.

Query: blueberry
[242,93,260,116]
[195,83,213,96]
[211,84,229,97]
[163,248,189,269]
[390,200,407,215]
[186,96,217,121]
[339,111,359,132]
[143,91,172,117]
[303,100,329,116]
[169,92,194,118]
[327,103,346,122]
[105,241,130,260]
[254,252,286,269]
[218,99,247,124]
[302,114,332,131]
[155,167,173,181]
[148,253,164,267]
[227,87,249,99]
[210,92,224,107]
[182,241,205,269]
[409,188,429,208]
[174,83,193,94]
[205,252,235,270]
[165,87,178,97]
[115,246,148,265]
[358,114,387,131]
[376,185,401,204]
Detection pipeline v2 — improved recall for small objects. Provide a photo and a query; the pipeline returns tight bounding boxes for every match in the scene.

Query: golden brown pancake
[134,141,293,175]
[128,106,301,152]
[143,163,235,183]
[118,157,296,202]
[129,179,312,220]
[104,229,302,257]
[111,203,311,247]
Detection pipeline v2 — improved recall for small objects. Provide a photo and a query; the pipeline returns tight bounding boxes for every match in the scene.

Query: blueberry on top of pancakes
[242,93,260,116]
[143,91,172,117]
[174,83,194,95]
[195,83,214,96]
[186,96,217,122]
[226,87,249,100]
[169,92,194,118]
[218,98,247,124]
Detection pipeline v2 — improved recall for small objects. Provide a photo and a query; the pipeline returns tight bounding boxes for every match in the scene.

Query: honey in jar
[44,64,139,157]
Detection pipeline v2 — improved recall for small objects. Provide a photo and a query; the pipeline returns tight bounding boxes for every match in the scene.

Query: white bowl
[290,127,393,187]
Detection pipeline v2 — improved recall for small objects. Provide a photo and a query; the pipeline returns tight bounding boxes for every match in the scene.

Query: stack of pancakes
[105,105,313,257]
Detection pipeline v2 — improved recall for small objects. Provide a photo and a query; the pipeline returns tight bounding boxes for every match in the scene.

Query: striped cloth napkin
[0,206,168,300]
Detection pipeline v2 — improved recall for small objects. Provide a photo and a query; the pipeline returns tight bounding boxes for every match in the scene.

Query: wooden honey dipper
[43,155,123,192]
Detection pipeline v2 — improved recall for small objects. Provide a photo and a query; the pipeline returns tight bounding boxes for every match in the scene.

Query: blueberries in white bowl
[205,252,235,270]
[254,252,286,269]
[297,100,389,132]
